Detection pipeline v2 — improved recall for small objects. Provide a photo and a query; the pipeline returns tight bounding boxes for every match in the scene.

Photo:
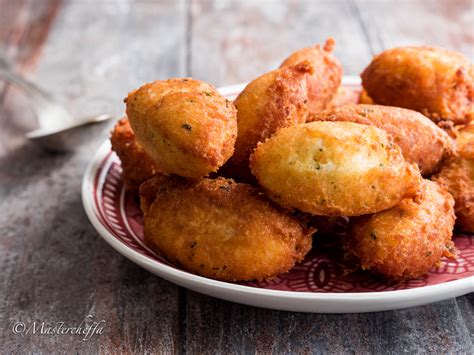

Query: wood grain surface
[0,0,472,353]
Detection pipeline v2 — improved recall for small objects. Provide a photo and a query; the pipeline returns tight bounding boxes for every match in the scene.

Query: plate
[82,76,474,313]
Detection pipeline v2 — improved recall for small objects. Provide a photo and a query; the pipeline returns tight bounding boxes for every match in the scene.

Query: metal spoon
[0,61,114,152]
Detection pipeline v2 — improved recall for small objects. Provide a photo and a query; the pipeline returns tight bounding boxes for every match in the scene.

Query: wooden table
[1,0,472,352]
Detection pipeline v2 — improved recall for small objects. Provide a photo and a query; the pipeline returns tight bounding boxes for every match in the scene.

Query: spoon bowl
[0,62,115,152]
[26,114,115,152]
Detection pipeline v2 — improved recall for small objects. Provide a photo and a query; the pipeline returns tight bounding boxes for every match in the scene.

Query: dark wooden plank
[0,0,187,352]
[185,293,472,353]
[456,292,474,341]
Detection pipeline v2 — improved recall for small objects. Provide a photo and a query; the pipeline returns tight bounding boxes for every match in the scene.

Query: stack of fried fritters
[111,40,472,282]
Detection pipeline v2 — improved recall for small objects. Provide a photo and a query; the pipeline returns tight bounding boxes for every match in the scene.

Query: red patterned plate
[82,77,473,313]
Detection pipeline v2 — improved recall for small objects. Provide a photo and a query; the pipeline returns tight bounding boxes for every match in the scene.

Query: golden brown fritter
[126,78,237,178]
[222,61,314,181]
[457,121,474,156]
[361,46,473,125]
[357,89,374,105]
[250,121,421,216]
[433,123,474,232]
[110,118,161,191]
[280,38,342,113]
[140,176,314,282]
[309,104,455,176]
[346,180,456,279]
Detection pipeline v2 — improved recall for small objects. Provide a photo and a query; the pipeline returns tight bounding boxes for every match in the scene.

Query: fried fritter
[361,46,473,125]
[140,176,314,282]
[457,122,474,156]
[250,121,421,216]
[110,118,161,191]
[346,180,456,279]
[433,123,474,232]
[126,78,237,178]
[309,104,455,176]
[222,61,314,181]
[357,89,374,105]
[280,38,342,113]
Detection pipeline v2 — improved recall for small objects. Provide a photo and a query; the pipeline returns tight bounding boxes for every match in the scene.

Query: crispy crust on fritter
[280,38,342,113]
[309,104,456,176]
[110,118,161,191]
[126,78,237,178]
[250,121,421,216]
[361,46,473,125]
[456,122,474,159]
[357,89,374,105]
[222,61,314,181]
[433,123,474,232]
[140,176,314,282]
[347,180,456,279]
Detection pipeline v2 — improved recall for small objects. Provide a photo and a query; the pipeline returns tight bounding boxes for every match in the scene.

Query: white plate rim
[82,76,474,313]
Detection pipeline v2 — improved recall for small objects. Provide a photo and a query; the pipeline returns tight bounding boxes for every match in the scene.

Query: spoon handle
[0,68,74,128]
[0,68,52,98]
